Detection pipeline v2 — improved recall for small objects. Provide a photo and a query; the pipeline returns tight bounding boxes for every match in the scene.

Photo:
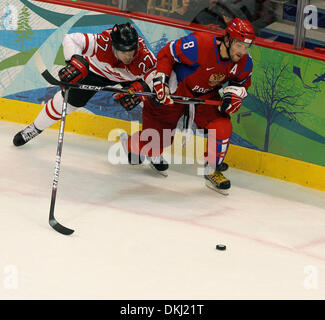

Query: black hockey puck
[216,244,226,251]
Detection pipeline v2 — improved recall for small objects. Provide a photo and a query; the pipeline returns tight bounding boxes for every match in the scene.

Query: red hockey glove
[153,72,173,105]
[114,81,149,111]
[58,54,89,84]
[219,86,247,114]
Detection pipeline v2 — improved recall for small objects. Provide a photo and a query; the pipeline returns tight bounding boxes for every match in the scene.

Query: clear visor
[231,38,253,52]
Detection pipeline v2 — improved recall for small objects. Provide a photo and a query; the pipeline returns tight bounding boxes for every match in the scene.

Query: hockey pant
[127,100,232,167]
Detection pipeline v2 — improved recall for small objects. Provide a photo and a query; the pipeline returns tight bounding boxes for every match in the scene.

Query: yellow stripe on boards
[0,97,136,138]
[226,144,325,191]
[1,98,324,191]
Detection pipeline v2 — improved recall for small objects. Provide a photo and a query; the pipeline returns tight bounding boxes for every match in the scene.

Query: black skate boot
[149,155,169,177]
[13,123,42,147]
[204,163,231,195]
[217,162,229,172]
[120,132,144,165]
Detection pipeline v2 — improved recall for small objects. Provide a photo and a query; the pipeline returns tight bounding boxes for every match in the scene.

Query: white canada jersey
[62,28,156,87]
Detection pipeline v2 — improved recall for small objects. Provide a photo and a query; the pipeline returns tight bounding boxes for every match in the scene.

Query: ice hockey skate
[217,162,229,172]
[120,132,168,176]
[120,132,145,165]
[204,163,231,195]
[13,123,42,147]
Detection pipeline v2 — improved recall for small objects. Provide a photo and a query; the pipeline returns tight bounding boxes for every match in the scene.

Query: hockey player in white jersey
[13,23,156,146]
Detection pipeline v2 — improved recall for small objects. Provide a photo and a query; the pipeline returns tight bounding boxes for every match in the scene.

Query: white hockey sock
[34,91,78,131]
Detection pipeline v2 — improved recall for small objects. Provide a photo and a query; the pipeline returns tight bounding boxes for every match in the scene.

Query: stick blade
[41,69,61,86]
[49,219,74,235]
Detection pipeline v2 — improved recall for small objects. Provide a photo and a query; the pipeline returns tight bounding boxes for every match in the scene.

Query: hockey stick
[40,69,222,107]
[48,87,74,236]
[34,53,74,235]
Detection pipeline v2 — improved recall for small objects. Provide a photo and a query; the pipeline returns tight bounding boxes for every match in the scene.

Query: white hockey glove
[219,86,247,114]
[153,72,174,105]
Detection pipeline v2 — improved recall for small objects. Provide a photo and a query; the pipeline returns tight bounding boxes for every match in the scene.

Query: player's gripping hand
[114,81,147,111]
[153,72,174,105]
[219,86,247,114]
[58,54,89,84]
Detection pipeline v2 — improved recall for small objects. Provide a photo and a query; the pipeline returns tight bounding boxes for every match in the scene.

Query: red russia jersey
[62,28,156,86]
[156,31,253,100]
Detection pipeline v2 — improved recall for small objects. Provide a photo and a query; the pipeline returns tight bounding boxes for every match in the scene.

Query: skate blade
[205,180,229,196]
[149,163,168,177]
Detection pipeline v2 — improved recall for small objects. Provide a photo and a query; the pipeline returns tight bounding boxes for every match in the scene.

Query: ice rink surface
[1,121,325,300]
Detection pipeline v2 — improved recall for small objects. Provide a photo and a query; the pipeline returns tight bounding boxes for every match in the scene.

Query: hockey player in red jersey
[123,18,255,192]
[13,23,156,146]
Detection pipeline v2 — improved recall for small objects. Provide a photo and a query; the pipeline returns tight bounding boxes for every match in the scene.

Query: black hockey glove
[58,54,89,84]
[114,81,149,111]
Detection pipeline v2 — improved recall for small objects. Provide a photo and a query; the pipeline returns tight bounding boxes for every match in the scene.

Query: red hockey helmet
[225,18,255,45]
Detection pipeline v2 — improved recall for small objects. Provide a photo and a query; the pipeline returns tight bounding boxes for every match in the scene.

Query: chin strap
[223,35,233,59]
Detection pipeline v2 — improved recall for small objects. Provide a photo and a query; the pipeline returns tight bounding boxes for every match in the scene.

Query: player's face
[116,50,136,65]
[229,39,251,62]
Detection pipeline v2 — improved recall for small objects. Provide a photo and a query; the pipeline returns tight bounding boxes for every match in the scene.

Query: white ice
[1,121,325,300]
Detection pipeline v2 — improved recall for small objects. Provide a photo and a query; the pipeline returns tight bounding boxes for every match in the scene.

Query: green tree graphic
[252,50,320,153]
[15,6,33,52]
[254,64,307,152]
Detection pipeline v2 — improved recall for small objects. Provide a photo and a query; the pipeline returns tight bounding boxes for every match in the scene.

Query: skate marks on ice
[1,122,325,299]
